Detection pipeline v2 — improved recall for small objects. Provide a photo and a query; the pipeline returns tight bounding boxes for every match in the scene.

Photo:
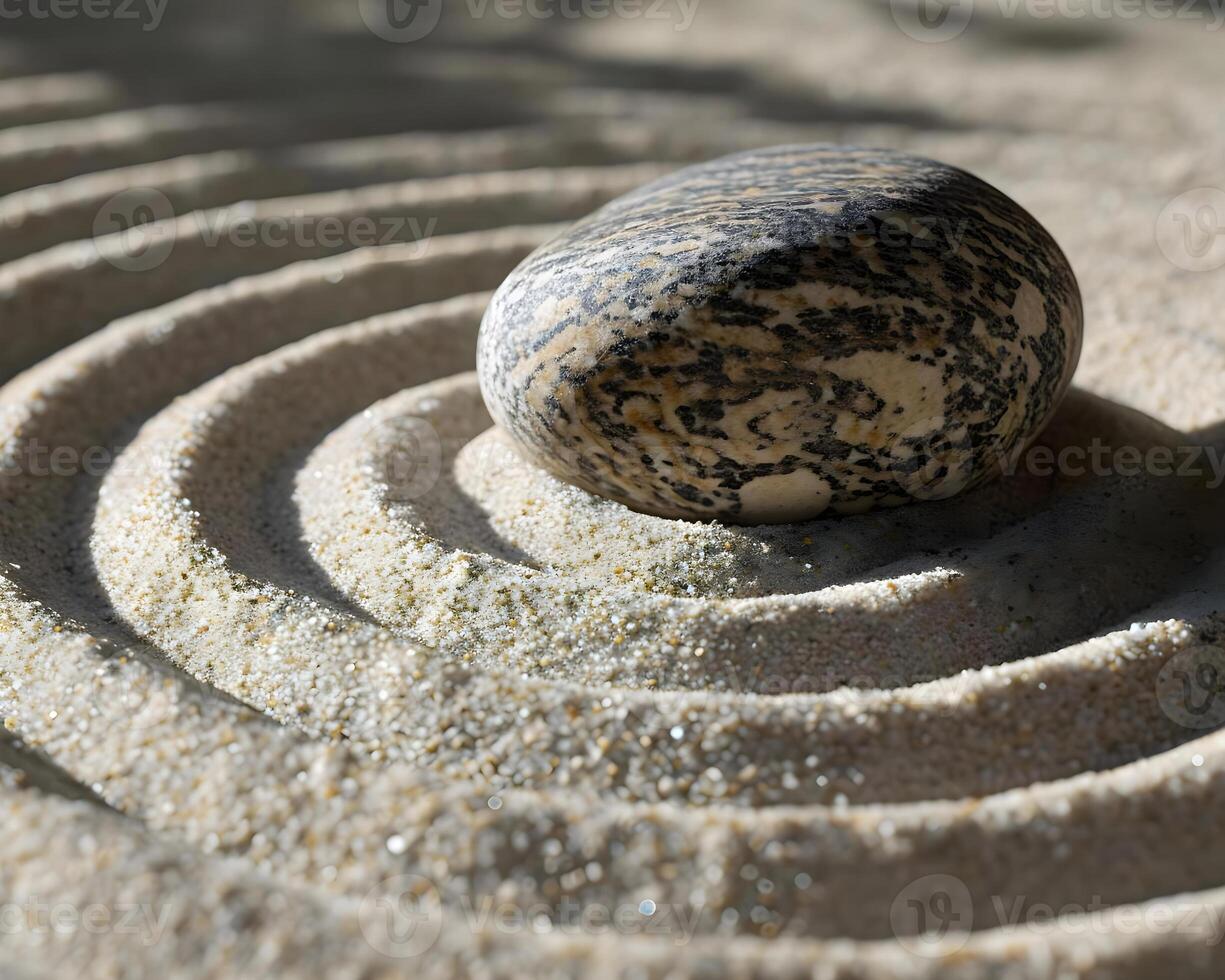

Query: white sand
[1,1,1224,977]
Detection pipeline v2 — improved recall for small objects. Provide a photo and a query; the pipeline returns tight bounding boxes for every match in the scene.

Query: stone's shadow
[399,385,1225,708]
[730,386,1211,573]
[1128,409,1225,629]
[772,384,1224,658]
[434,387,1223,681]
[773,386,1225,654]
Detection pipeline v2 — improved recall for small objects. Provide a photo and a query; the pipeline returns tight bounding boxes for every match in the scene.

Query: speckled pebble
[478,145,1083,523]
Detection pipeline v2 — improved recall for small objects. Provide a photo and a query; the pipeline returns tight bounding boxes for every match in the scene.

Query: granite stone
[478,145,1083,523]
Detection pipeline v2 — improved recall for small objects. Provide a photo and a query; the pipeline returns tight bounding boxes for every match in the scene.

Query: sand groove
[1,5,1224,977]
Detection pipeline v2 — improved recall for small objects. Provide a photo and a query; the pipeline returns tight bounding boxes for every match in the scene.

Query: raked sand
[1,1,1225,976]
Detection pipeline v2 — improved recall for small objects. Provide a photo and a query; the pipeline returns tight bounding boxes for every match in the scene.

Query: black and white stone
[477,145,1083,524]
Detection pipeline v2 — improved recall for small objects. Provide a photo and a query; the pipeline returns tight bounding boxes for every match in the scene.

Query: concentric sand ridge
[1,5,1224,977]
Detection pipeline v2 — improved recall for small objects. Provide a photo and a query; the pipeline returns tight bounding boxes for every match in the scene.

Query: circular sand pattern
[1,5,1225,978]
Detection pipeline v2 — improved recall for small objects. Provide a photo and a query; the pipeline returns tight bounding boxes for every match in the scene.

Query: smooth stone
[477,144,1083,524]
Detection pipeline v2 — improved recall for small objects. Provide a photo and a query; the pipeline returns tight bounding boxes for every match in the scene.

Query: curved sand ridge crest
[2,10,1225,977]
